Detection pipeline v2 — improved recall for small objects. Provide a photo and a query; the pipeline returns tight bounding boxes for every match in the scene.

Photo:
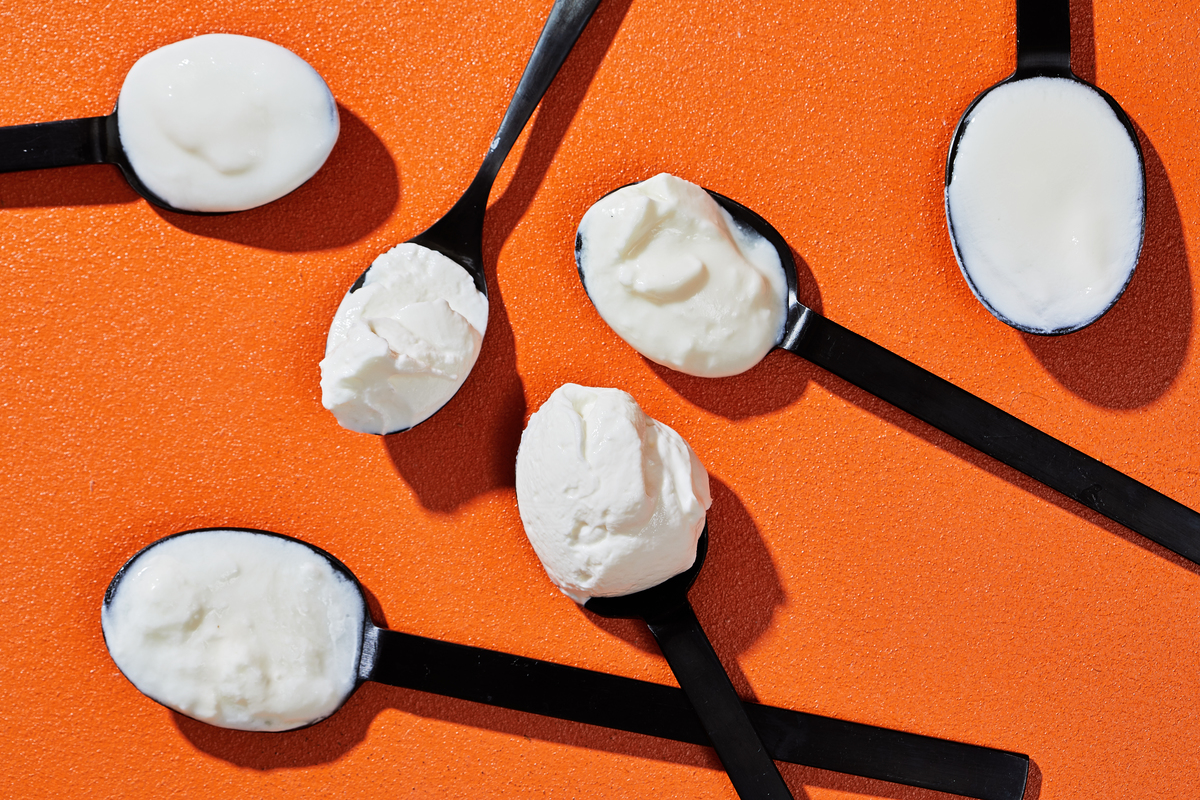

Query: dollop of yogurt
[516,384,712,603]
[101,529,364,732]
[576,173,788,378]
[946,76,1144,334]
[321,243,489,434]
[117,33,339,212]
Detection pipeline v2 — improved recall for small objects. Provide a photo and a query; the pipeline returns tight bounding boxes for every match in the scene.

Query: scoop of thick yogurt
[117,33,339,212]
[515,384,712,603]
[576,173,788,378]
[321,243,489,434]
[101,529,364,732]
[946,76,1144,333]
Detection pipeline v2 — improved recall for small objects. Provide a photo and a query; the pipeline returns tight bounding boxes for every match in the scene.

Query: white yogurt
[946,76,1144,333]
[321,243,489,434]
[577,173,788,378]
[102,529,364,732]
[117,34,339,212]
[516,384,711,603]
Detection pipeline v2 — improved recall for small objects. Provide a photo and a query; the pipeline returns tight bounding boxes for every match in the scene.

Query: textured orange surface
[2,0,1198,798]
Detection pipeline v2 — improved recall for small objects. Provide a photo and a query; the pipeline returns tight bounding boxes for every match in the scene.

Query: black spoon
[338,0,603,435]
[104,527,1029,800]
[585,527,793,800]
[577,182,1200,568]
[944,0,1146,335]
[0,36,338,216]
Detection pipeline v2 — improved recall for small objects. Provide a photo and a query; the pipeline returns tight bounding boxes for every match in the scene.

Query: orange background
[2,0,1197,798]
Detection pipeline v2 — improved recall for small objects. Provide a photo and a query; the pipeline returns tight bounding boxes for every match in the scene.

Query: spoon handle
[363,627,1027,800]
[474,0,603,189]
[784,310,1200,565]
[645,602,794,800]
[1015,0,1071,76]
[0,116,112,172]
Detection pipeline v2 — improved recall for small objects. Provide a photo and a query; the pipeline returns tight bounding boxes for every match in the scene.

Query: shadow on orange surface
[805,352,1200,578]
[0,161,139,208]
[381,0,636,512]
[580,478,785,699]
[160,105,400,251]
[175,682,1022,800]
[1020,129,1192,408]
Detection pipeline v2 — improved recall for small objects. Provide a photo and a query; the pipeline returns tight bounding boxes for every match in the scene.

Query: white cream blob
[516,384,712,603]
[117,33,339,212]
[577,173,788,378]
[101,529,364,732]
[321,243,489,434]
[946,76,1144,334]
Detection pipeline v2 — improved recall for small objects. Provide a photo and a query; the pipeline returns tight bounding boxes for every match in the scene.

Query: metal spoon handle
[362,626,1027,800]
[474,0,603,189]
[784,310,1200,565]
[409,0,603,292]
[1015,0,1071,76]
[0,116,111,172]
[646,602,794,800]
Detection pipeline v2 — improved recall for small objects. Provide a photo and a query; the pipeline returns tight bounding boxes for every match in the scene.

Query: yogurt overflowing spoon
[320,0,603,435]
[0,34,339,214]
[516,383,791,799]
[944,0,1146,334]
[576,175,1200,567]
[101,527,1029,800]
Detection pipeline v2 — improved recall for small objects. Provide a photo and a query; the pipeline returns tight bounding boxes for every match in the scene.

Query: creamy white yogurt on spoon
[576,174,788,378]
[515,383,711,602]
[102,529,363,732]
[946,76,1144,334]
[117,33,339,213]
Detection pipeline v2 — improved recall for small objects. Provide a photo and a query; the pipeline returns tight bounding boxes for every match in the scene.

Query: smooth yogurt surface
[102,529,364,732]
[516,384,711,603]
[577,173,787,377]
[946,76,1144,333]
[321,243,489,434]
[117,33,339,212]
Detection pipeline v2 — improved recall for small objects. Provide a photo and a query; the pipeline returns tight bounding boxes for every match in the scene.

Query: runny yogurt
[576,173,788,378]
[515,384,712,603]
[101,529,364,732]
[321,243,489,435]
[946,76,1144,334]
[117,33,339,213]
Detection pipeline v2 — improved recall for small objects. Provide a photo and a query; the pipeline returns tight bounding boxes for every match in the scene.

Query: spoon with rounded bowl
[323,0,603,436]
[101,527,1028,799]
[944,0,1145,335]
[0,34,339,215]
[585,527,794,800]
[576,178,1200,568]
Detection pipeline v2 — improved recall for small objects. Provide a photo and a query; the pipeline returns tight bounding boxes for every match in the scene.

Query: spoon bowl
[327,0,603,436]
[943,0,1146,335]
[0,34,339,215]
[585,527,795,800]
